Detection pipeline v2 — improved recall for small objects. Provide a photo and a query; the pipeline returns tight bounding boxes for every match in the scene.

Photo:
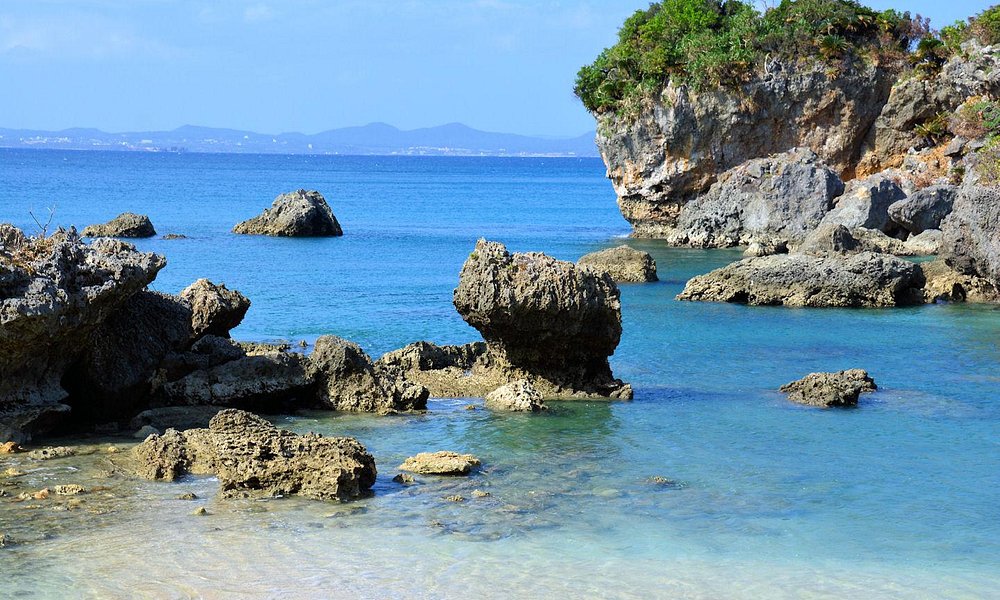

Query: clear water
[1,149,998,599]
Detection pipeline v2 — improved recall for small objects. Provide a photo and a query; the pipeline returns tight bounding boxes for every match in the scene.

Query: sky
[0,0,994,137]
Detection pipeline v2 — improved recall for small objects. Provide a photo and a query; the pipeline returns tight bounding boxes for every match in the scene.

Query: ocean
[1,148,998,598]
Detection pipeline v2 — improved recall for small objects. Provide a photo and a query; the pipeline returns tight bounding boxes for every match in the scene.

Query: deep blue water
[1,149,999,598]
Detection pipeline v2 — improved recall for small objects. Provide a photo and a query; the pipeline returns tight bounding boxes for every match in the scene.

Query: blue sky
[0,0,993,136]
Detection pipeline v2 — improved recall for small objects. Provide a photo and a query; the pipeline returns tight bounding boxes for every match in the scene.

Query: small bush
[914,112,949,144]
[952,97,1000,139]
[970,5,1000,45]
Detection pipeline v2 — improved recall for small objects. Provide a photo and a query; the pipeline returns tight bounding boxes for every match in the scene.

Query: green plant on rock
[914,112,949,145]
[970,5,1000,45]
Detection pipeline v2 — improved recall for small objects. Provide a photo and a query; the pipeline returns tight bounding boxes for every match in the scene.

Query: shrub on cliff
[575,0,919,115]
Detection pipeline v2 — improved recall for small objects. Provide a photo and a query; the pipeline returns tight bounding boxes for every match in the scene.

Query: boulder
[941,183,1000,291]
[818,173,906,233]
[307,335,428,414]
[677,252,926,308]
[81,213,156,238]
[743,238,788,258]
[179,279,251,339]
[484,380,547,412]
[921,258,999,303]
[398,451,481,476]
[798,224,910,257]
[668,148,843,248]
[129,406,224,432]
[233,190,343,237]
[129,409,375,501]
[453,239,630,398]
[888,185,957,235]
[577,245,658,283]
[0,229,165,442]
[780,369,877,408]
[594,62,894,237]
[902,229,943,256]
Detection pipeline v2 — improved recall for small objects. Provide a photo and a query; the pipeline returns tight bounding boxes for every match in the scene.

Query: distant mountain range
[0,122,599,157]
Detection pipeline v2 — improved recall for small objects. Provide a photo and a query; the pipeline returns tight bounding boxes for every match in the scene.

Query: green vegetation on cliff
[574,0,928,115]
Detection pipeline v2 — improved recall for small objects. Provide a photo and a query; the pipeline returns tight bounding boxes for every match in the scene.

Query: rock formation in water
[677,252,925,308]
[450,239,632,399]
[577,245,658,283]
[180,279,251,339]
[233,190,343,237]
[484,379,547,412]
[0,226,164,441]
[780,369,877,408]
[129,409,376,501]
[398,451,481,475]
[81,213,157,238]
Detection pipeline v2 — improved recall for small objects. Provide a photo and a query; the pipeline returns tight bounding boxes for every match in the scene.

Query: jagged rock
[798,224,910,257]
[129,406,224,432]
[53,484,85,496]
[452,239,630,399]
[888,185,957,235]
[484,380,546,412]
[921,258,999,303]
[903,229,943,256]
[398,451,480,476]
[81,213,156,238]
[61,291,193,423]
[130,409,375,501]
[307,335,428,413]
[0,229,165,442]
[577,245,657,283]
[677,252,926,307]
[161,234,188,240]
[941,183,1000,291]
[159,350,313,410]
[780,369,877,408]
[179,279,250,339]
[27,446,78,460]
[595,62,894,237]
[233,190,343,237]
[0,441,22,454]
[668,148,843,248]
[818,173,905,233]
[743,239,788,258]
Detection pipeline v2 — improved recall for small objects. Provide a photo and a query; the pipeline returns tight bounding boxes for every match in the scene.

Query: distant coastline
[0,122,599,157]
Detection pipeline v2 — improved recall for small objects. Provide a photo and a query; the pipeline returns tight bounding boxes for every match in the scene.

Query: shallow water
[1,149,999,598]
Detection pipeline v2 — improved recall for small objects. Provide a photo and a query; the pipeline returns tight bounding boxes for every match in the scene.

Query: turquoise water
[1,149,999,598]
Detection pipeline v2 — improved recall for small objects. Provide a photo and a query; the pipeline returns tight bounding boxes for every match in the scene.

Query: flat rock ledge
[398,451,481,475]
[677,252,925,307]
[484,379,547,412]
[577,245,658,283]
[233,190,343,237]
[81,213,156,238]
[127,409,376,501]
[780,369,877,408]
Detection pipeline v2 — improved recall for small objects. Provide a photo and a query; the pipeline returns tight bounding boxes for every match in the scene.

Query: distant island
[0,122,599,157]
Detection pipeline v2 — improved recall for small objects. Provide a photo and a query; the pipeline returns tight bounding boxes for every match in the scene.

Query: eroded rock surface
[484,380,546,413]
[889,185,957,235]
[233,190,343,237]
[398,451,480,476]
[780,369,877,408]
[578,245,658,283]
[180,279,251,339]
[81,213,156,238]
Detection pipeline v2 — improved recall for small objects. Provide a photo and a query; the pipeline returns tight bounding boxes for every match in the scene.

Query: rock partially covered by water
[577,245,657,283]
[484,380,546,413]
[941,183,1000,292]
[308,335,428,413]
[81,213,156,238]
[129,409,376,501]
[398,451,481,476]
[180,279,251,339]
[0,229,165,442]
[453,239,630,398]
[921,258,999,303]
[668,148,843,248]
[888,185,957,235]
[677,252,925,308]
[233,190,343,237]
[780,369,877,408]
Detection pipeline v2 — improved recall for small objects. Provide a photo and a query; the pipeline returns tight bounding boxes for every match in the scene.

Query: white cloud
[0,13,180,60]
[244,3,275,23]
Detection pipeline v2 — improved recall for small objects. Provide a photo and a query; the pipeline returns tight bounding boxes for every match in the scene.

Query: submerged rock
[308,335,428,413]
[398,451,481,476]
[81,213,156,238]
[179,279,251,339]
[129,409,376,501]
[484,380,546,412]
[452,239,631,399]
[677,252,925,307]
[780,369,877,408]
[577,245,658,283]
[233,190,343,237]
